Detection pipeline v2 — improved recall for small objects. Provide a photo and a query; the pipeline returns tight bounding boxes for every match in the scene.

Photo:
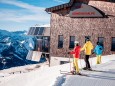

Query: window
[34,27,40,35]
[28,27,36,35]
[58,35,63,48]
[108,0,115,3]
[32,28,36,35]
[111,37,115,51]
[28,27,32,35]
[42,37,50,52]
[98,37,104,47]
[38,27,44,35]
[69,36,75,48]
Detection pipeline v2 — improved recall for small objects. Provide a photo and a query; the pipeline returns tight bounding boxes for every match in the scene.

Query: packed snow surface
[0,54,115,86]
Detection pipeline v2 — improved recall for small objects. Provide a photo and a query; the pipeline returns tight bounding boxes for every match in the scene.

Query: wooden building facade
[45,0,115,65]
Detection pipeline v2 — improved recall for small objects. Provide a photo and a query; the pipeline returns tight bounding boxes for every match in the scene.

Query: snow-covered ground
[0,54,115,86]
[63,60,115,86]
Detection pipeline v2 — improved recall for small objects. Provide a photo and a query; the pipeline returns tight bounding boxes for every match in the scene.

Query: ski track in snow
[0,54,115,86]
[53,75,66,86]
[59,60,115,86]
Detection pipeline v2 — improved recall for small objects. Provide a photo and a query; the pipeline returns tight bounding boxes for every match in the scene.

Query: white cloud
[7,14,49,22]
[0,0,50,22]
[0,9,50,22]
[53,0,66,3]
[0,0,44,13]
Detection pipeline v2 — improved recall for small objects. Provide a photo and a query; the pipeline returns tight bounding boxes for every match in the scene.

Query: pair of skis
[60,69,104,76]
[82,69,104,72]
[60,55,88,76]
[60,70,88,76]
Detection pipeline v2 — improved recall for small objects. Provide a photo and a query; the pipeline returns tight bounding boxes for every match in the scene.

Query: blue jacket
[94,45,103,55]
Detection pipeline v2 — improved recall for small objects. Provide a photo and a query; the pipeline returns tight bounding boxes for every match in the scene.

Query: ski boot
[83,67,87,70]
[71,70,76,75]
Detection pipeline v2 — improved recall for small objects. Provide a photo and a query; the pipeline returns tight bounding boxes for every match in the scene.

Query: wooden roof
[45,0,115,12]
[45,0,74,12]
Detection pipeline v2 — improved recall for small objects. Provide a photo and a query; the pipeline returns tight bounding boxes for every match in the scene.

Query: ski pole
[69,55,71,72]
[79,54,83,72]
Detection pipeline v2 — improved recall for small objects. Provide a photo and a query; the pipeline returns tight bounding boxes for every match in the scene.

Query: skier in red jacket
[68,41,81,75]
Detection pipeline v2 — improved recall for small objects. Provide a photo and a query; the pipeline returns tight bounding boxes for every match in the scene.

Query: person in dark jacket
[93,42,103,64]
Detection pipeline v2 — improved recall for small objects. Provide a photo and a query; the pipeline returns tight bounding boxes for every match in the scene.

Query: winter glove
[92,52,94,54]
[68,52,70,54]
[99,48,102,50]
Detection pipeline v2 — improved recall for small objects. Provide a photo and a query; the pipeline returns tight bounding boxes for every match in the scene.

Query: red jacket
[70,46,81,58]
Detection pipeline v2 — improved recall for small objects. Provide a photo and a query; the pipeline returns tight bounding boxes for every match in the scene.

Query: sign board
[69,3,104,18]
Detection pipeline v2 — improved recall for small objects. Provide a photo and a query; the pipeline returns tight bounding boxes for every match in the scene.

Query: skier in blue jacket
[93,42,103,64]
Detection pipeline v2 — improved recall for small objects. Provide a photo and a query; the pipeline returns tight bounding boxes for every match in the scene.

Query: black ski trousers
[84,55,91,69]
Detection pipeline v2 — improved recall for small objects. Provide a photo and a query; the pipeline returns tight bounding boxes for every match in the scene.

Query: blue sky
[0,0,69,31]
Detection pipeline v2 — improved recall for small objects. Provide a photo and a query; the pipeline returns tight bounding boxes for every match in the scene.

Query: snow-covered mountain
[0,29,37,70]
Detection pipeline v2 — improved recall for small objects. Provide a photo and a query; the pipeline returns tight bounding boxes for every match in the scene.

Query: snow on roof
[38,24,50,27]
[32,24,50,27]
[0,54,115,86]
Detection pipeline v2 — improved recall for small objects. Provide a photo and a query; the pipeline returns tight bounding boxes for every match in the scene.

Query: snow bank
[62,60,115,86]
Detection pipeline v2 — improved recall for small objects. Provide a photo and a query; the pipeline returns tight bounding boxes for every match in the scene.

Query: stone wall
[50,1,115,58]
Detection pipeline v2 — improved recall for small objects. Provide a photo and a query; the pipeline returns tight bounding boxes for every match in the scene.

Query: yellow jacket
[81,41,94,55]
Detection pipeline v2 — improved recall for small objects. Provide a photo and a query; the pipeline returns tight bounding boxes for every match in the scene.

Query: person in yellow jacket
[81,38,94,70]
